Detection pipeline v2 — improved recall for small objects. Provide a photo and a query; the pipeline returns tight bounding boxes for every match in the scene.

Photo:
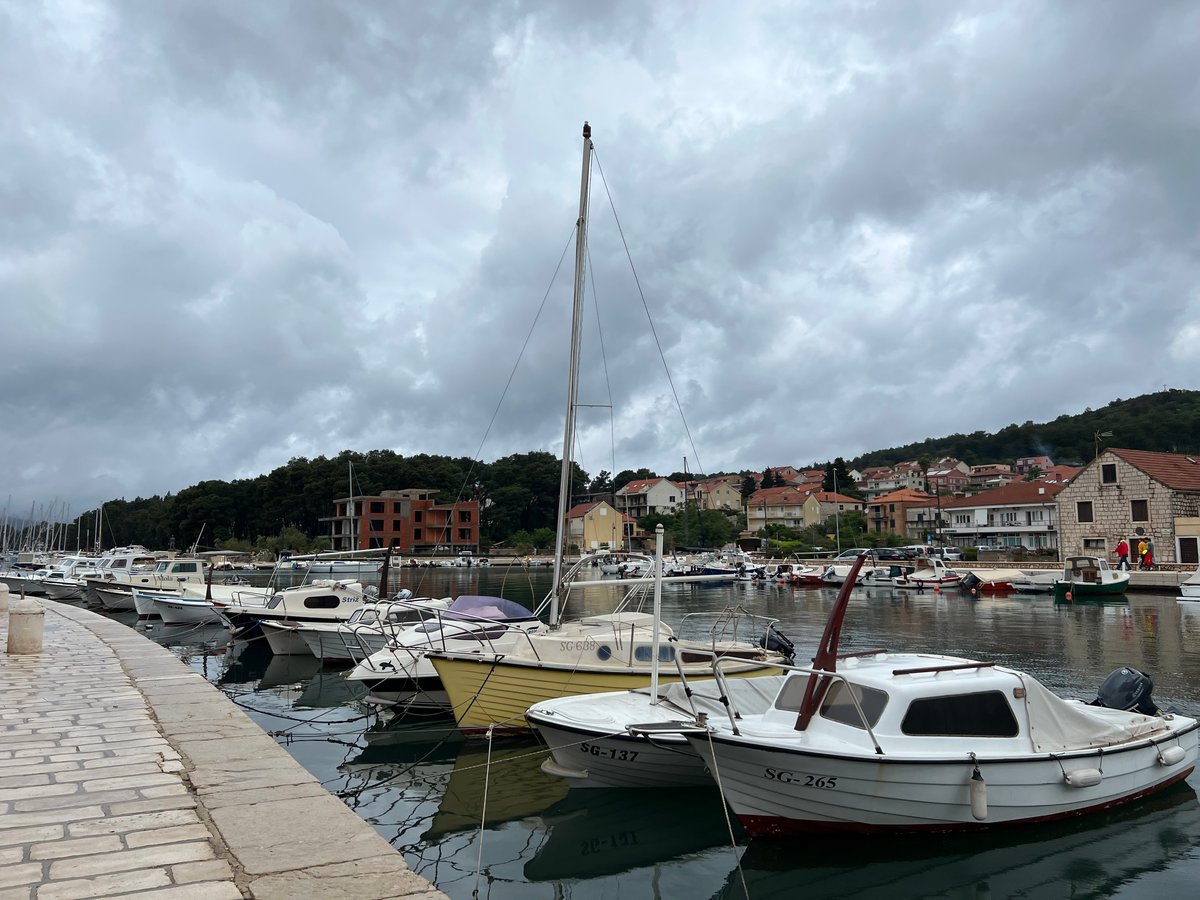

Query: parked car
[938,546,964,561]
[834,548,870,560]
[868,547,909,561]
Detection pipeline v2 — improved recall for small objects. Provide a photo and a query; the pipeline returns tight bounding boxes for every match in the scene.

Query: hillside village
[576,449,1200,567]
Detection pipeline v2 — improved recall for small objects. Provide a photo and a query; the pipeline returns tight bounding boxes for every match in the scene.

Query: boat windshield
[444,594,535,621]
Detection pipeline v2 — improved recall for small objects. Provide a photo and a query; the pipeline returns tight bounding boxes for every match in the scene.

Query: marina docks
[0,597,446,900]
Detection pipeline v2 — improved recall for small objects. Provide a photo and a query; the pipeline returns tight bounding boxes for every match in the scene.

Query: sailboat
[426,124,791,733]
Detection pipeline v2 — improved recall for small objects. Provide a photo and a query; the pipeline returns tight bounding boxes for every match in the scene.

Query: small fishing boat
[1011,571,1059,594]
[1178,565,1200,601]
[892,556,962,589]
[673,554,1197,834]
[1053,555,1131,602]
[959,569,1027,595]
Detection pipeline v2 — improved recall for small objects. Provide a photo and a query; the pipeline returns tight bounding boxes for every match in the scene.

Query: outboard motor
[758,625,796,661]
[1091,667,1161,716]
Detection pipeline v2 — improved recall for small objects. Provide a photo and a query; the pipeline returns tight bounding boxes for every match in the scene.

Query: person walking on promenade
[1115,538,1130,570]
[1137,539,1148,568]
[1145,537,1155,569]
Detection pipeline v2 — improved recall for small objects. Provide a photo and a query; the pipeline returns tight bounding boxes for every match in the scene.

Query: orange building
[322,488,481,555]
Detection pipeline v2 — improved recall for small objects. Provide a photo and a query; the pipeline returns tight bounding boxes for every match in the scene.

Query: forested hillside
[851,389,1200,470]
[55,389,1200,552]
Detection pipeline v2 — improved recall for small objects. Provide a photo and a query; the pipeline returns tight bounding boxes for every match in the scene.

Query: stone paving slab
[0,601,448,899]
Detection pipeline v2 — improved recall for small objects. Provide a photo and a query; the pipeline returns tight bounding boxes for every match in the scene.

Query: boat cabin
[754,651,1167,757]
[1062,555,1112,583]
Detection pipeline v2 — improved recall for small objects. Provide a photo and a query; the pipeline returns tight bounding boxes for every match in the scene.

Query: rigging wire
[592,146,708,480]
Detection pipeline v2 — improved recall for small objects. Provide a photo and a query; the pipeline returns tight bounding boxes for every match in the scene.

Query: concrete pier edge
[2,600,448,900]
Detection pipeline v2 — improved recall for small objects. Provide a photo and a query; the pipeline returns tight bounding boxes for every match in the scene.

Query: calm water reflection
[121,569,1200,900]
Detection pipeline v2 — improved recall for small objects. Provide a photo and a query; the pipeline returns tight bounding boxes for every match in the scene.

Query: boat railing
[707,655,886,752]
[676,606,782,649]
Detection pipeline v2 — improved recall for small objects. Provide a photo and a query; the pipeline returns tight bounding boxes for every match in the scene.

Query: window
[634,645,675,662]
[414,511,423,523]
[774,674,811,711]
[1131,500,1149,522]
[901,692,1018,737]
[393,502,402,514]
[1076,501,1094,523]
[1101,464,1117,484]
[392,519,402,530]
[173,563,198,574]
[458,528,471,540]
[1083,538,1106,551]
[459,510,472,523]
[819,681,888,729]
[303,595,341,610]
[370,501,384,513]
[413,529,422,540]
[370,519,384,532]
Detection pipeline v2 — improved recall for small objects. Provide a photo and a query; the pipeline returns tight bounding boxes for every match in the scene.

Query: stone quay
[0,593,447,900]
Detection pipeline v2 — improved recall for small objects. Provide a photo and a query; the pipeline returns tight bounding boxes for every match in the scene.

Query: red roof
[939,480,1067,509]
[617,478,679,495]
[748,486,811,504]
[811,490,864,505]
[870,488,936,505]
[1109,449,1200,491]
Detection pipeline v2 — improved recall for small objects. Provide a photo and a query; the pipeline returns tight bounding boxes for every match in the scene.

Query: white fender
[1063,768,1103,787]
[969,768,987,820]
[1158,746,1186,766]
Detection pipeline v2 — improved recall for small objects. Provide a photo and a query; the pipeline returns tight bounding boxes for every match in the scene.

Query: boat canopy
[1019,673,1167,752]
[444,594,536,621]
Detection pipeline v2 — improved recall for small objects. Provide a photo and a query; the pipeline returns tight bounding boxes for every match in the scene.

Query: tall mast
[549,121,593,629]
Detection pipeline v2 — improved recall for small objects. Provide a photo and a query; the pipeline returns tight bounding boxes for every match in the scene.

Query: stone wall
[1056,454,1180,563]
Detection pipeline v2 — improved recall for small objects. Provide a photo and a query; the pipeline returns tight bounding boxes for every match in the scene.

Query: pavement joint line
[0,599,449,899]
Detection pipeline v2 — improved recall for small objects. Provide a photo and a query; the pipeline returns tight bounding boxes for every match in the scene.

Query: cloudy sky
[3,0,1198,518]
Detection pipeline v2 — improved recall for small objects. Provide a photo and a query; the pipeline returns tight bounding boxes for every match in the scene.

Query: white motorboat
[892,556,963,589]
[345,594,548,710]
[39,555,105,600]
[0,566,53,596]
[1011,571,1060,594]
[81,546,160,604]
[93,556,211,610]
[291,597,453,662]
[1177,565,1200,600]
[820,563,905,586]
[528,674,787,788]
[675,555,1197,834]
[213,578,377,640]
[260,595,449,657]
[138,583,274,626]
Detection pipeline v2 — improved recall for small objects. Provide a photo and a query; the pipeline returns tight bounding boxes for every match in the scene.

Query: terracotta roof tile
[1108,449,1200,492]
[939,480,1067,508]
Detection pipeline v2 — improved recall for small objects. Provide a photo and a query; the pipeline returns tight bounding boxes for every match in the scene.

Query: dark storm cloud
[2,0,1198,516]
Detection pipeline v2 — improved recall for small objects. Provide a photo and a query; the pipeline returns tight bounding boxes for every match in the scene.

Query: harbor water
[106,568,1200,900]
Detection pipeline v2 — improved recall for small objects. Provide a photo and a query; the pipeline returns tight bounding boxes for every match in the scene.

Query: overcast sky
[3,0,1198,519]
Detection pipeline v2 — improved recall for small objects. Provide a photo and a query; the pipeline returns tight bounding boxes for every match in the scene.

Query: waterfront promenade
[0,598,447,900]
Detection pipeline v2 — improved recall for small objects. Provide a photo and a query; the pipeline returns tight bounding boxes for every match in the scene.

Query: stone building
[1054,448,1200,564]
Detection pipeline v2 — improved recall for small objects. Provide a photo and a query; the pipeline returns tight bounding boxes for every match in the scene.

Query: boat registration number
[560,639,598,651]
[580,742,639,762]
[765,768,838,788]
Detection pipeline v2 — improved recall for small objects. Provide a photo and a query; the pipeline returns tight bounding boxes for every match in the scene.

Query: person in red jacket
[1115,538,1130,570]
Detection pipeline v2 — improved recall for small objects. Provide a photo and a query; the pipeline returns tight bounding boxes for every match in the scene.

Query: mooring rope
[471,725,496,899]
[703,728,750,899]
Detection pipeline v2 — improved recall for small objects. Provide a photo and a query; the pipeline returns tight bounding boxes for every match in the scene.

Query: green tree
[739,475,757,503]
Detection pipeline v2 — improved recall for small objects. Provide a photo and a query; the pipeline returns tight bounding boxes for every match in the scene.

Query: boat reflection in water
[95,571,1200,900]
[525,788,734,884]
[713,783,1200,900]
